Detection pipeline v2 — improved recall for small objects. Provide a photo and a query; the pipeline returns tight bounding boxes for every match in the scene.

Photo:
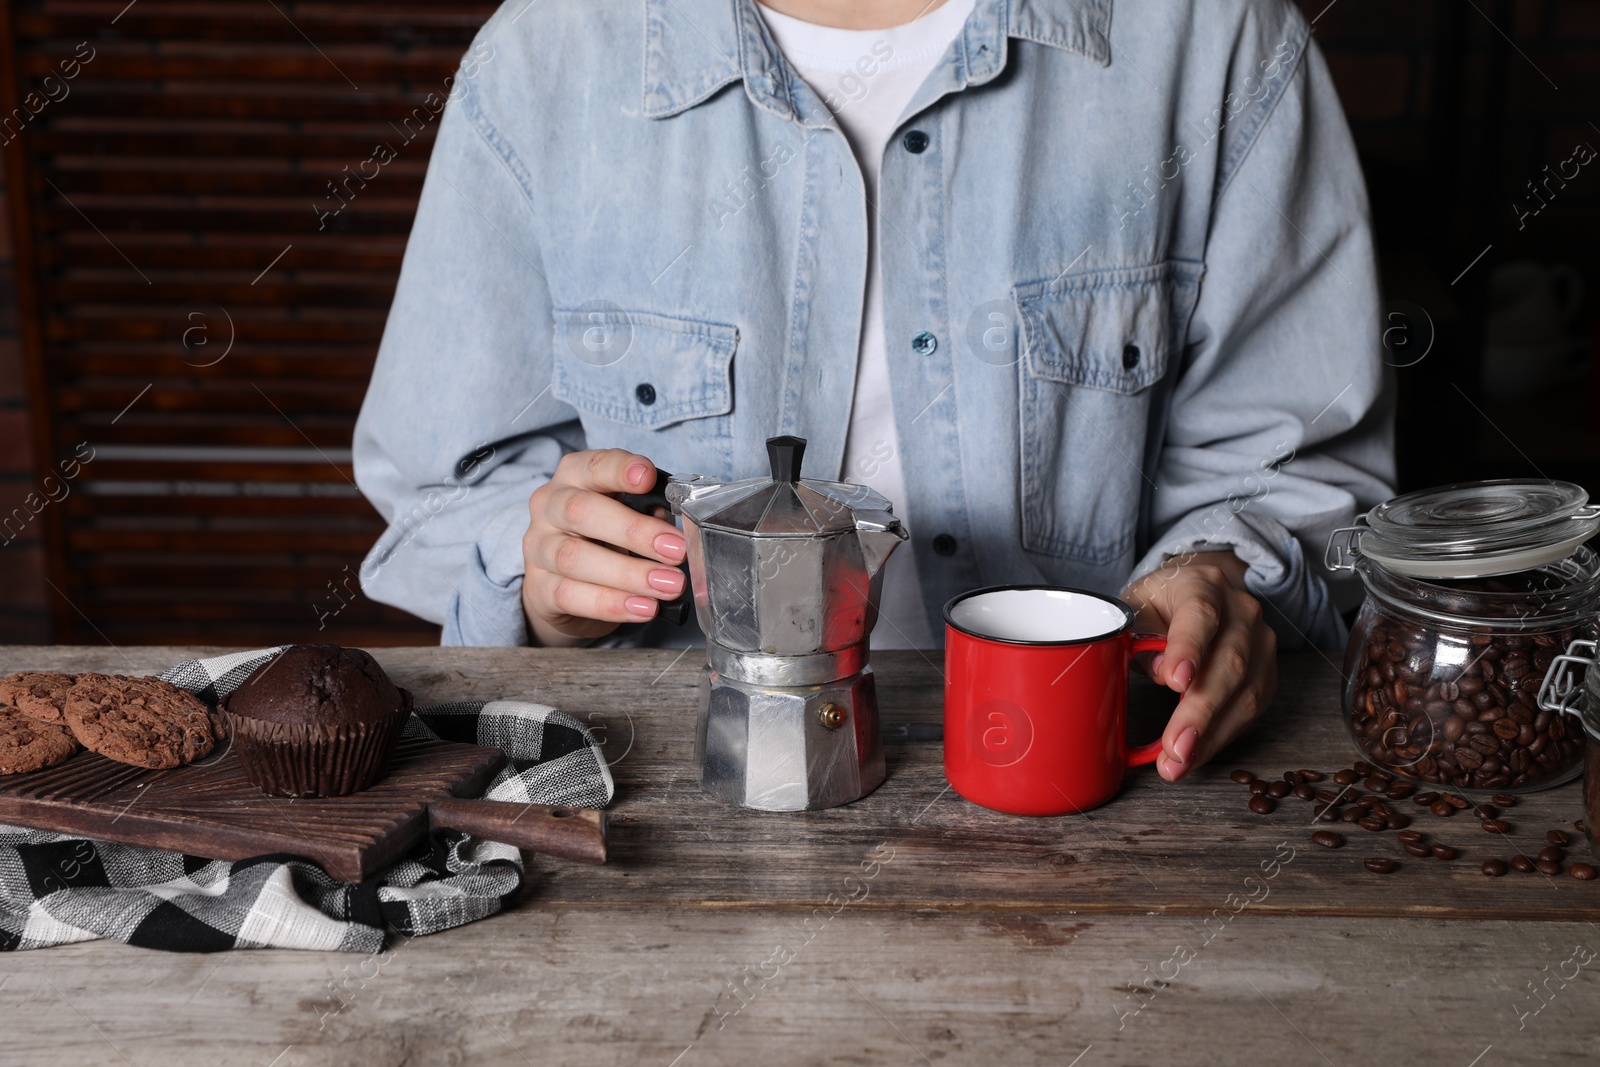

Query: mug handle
[1126,633,1168,768]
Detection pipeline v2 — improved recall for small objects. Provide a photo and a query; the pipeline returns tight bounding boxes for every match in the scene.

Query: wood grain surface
[2,646,1597,1067]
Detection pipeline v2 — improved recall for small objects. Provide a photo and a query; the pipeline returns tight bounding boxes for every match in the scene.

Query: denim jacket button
[635,382,657,405]
[912,331,938,356]
[1122,343,1141,370]
[902,129,930,154]
[931,533,958,556]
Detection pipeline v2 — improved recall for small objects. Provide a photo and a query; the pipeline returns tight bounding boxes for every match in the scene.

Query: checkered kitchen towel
[0,647,613,953]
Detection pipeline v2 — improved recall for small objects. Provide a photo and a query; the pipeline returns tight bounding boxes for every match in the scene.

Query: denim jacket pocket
[551,308,738,467]
[1013,260,1203,566]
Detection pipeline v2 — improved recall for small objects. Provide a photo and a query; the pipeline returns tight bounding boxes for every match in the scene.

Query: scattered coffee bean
[1472,805,1499,821]
[1316,789,1340,804]
[1491,794,1518,808]
[1364,858,1397,874]
[1482,819,1512,834]
[1430,801,1454,817]
[1537,860,1563,876]
[1538,846,1565,865]
[1353,761,1374,776]
[1334,769,1358,785]
[1413,791,1441,805]
[1570,863,1597,880]
[1229,769,1253,784]
[1397,830,1425,845]
[1267,780,1291,799]
[1248,795,1276,815]
[1482,859,1508,877]
[1386,813,1412,830]
[1387,782,1415,800]
[1315,808,1340,823]
[1403,842,1431,857]
[1444,793,1470,809]
[1299,769,1325,782]
[1311,831,1344,849]
[1293,783,1316,801]
[1249,779,1269,796]
[1363,776,1389,792]
[1511,855,1536,873]
[1359,816,1386,832]
[1431,844,1458,860]
[1283,770,1300,783]
[1548,830,1571,847]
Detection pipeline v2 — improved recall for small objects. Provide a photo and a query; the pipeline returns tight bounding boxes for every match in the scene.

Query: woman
[353,0,1395,782]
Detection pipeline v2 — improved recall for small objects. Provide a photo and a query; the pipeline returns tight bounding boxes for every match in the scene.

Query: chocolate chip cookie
[64,675,216,769]
[0,671,77,725]
[0,705,81,774]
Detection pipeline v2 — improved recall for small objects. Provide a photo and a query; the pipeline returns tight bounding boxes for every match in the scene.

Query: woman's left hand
[1120,550,1278,782]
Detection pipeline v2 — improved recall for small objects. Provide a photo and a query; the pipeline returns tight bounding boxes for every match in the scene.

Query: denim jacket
[353,0,1397,649]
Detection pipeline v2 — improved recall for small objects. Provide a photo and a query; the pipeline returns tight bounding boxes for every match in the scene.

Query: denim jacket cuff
[442,540,530,647]
[1130,508,1346,651]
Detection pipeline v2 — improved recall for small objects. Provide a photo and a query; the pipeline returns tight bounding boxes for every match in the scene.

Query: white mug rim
[942,584,1136,647]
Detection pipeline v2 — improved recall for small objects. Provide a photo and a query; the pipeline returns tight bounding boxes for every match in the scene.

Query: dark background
[1,0,1597,647]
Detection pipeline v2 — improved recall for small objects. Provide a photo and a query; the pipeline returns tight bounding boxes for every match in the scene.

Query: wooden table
[3,646,1598,1066]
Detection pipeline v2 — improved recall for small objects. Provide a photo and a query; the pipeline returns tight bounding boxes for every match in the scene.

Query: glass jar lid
[1329,479,1600,579]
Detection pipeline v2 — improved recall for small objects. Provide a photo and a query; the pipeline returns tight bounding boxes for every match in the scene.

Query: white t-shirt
[758,0,975,650]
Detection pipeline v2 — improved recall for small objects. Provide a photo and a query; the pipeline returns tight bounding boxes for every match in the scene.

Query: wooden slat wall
[3,0,499,646]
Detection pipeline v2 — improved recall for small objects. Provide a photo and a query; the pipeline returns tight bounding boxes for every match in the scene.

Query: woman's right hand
[521,449,688,647]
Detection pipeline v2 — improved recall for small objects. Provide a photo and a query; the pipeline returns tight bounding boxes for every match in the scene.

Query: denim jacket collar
[641,0,1112,121]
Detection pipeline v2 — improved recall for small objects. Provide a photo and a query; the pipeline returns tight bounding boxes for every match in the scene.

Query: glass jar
[1327,479,1600,794]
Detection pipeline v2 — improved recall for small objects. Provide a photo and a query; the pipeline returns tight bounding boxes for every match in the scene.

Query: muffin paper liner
[224,691,410,798]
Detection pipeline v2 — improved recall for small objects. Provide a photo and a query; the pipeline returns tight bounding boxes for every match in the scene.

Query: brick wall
[0,167,51,643]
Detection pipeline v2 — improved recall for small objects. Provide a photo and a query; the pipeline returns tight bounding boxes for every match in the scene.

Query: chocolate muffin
[223,645,409,797]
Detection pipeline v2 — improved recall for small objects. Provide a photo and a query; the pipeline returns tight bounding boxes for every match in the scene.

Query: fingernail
[648,568,684,595]
[1152,653,1165,678]
[626,596,657,618]
[1172,726,1199,765]
[1173,660,1195,693]
[654,532,687,561]
[627,462,650,487]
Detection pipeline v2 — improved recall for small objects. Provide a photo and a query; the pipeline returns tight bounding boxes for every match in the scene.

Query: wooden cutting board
[0,736,607,882]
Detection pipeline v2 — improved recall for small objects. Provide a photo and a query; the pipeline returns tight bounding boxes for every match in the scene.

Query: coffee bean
[1538,846,1565,864]
[1431,844,1458,860]
[1386,782,1415,800]
[1548,830,1571,847]
[1473,805,1499,820]
[1511,855,1536,873]
[1299,769,1325,782]
[1282,770,1300,783]
[1444,793,1470,809]
[1311,831,1344,849]
[1491,793,1518,807]
[1248,795,1276,815]
[1570,863,1597,880]
[1403,842,1431,857]
[1537,860,1563,876]
[1482,819,1512,834]
[1266,781,1291,799]
[1362,776,1387,792]
[1334,769,1358,786]
[1397,830,1425,845]
[1341,808,1361,823]
[1315,808,1340,823]
[1482,858,1508,876]
[1430,801,1454,817]
[1413,791,1440,805]
[1316,789,1341,804]
[1229,769,1253,784]
[1386,813,1412,830]
[1364,858,1397,874]
[1353,761,1374,776]
[1293,783,1316,801]
[1359,816,1386,832]
[1249,779,1269,795]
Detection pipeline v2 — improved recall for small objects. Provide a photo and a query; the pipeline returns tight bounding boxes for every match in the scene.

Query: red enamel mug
[942,585,1167,815]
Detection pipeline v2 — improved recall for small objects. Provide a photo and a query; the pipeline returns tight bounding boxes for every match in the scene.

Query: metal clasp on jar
[1537,639,1598,715]
[1324,522,1368,572]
